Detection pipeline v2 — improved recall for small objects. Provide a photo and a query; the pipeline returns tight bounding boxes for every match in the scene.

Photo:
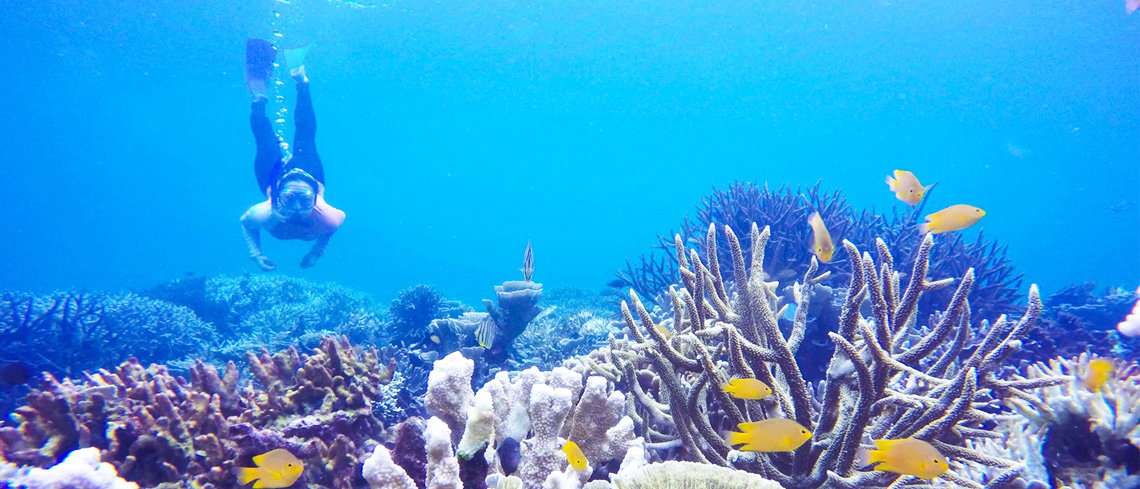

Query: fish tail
[236,467,259,485]
[808,212,821,227]
[726,430,747,447]
[919,220,935,234]
[885,175,896,190]
[864,448,884,465]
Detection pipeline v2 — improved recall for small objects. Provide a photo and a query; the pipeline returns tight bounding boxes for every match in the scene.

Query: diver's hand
[253,254,276,271]
[300,252,321,269]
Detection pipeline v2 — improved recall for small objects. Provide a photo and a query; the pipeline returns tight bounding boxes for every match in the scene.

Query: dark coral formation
[1018,282,1140,364]
[611,181,1023,321]
[0,336,394,489]
[387,284,468,348]
[481,281,543,364]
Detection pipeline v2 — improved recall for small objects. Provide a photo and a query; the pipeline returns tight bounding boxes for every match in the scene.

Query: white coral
[362,445,417,489]
[3,448,138,489]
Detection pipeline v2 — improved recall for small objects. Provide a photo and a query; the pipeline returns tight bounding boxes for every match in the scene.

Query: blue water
[1,0,1137,306]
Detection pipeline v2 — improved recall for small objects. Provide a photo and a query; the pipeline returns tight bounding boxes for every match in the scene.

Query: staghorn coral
[0,336,393,489]
[589,222,1051,488]
[612,181,1023,322]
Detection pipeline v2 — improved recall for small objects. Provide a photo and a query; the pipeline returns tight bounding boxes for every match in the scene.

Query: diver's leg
[251,97,283,193]
[290,82,325,184]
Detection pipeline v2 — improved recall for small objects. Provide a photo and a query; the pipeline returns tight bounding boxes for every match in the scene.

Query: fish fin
[872,461,899,474]
[885,175,897,190]
[856,447,873,467]
[873,439,903,450]
[252,452,269,466]
[252,479,268,489]
[236,467,260,485]
[919,220,934,234]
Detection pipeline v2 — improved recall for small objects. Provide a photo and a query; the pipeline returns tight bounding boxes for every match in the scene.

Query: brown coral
[0,336,394,489]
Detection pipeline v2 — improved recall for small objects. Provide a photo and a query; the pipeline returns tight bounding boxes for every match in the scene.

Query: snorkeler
[240,39,345,271]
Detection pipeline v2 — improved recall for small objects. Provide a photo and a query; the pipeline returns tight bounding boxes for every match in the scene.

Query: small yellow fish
[236,448,303,488]
[807,212,834,263]
[430,335,441,344]
[865,438,948,480]
[722,378,773,400]
[726,419,812,452]
[563,440,588,471]
[1082,358,1114,392]
[885,170,928,205]
[653,323,673,339]
[919,204,985,234]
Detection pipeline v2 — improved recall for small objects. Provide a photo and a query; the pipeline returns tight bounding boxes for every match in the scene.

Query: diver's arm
[301,234,332,268]
[241,204,276,271]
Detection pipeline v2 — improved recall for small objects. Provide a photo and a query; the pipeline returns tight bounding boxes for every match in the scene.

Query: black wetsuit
[250,83,325,194]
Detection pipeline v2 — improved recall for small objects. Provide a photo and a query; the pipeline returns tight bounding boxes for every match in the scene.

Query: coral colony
[2,186,1139,489]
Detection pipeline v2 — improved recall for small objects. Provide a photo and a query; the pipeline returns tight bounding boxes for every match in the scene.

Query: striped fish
[475,316,498,349]
[521,240,534,281]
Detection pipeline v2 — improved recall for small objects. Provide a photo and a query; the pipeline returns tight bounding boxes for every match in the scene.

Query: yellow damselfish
[1083,358,1114,392]
[236,448,303,488]
[722,378,772,400]
[726,419,812,452]
[563,440,588,471]
[919,204,985,234]
[864,438,948,480]
[807,212,834,263]
[885,170,928,205]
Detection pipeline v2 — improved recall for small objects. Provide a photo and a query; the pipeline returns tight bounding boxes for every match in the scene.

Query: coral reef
[1119,286,1140,338]
[0,291,216,415]
[612,181,1023,321]
[421,352,639,489]
[1015,282,1140,363]
[971,354,1140,489]
[482,281,544,364]
[387,285,469,348]
[508,289,617,372]
[590,222,1051,488]
[144,274,383,359]
[0,336,393,489]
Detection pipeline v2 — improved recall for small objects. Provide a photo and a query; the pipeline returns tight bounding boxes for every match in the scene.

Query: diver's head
[272,169,319,218]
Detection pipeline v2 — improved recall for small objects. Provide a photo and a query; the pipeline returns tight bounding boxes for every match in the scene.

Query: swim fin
[283,45,311,81]
[245,38,277,96]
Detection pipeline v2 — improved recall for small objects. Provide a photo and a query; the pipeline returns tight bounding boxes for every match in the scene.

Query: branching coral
[982,354,1140,488]
[0,336,394,489]
[612,181,1023,321]
[0,292,214,377]
[590,222,1051,488]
